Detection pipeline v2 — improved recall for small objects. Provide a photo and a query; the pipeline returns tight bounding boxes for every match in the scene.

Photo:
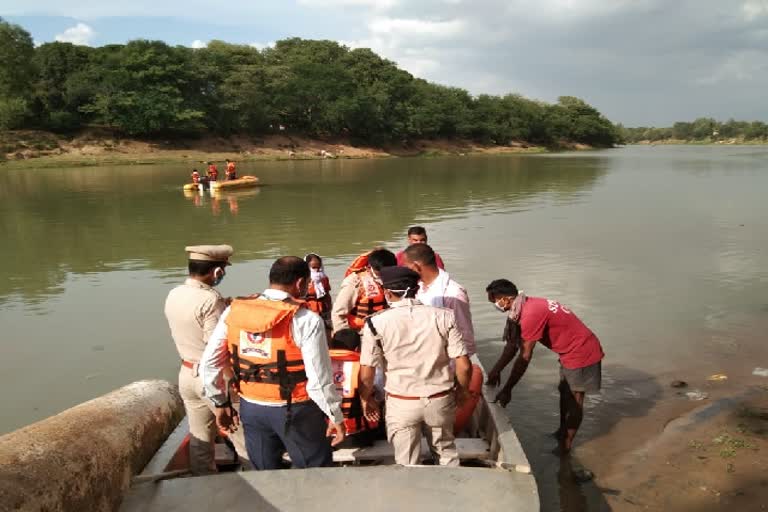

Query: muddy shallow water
[2,146,767,510]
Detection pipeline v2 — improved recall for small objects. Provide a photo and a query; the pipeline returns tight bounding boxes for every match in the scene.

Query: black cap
[331,329,361,351]
[379,266,420,291]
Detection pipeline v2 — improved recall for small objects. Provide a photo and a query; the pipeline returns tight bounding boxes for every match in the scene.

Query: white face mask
[493,300,506,313]
[310,269,326,282]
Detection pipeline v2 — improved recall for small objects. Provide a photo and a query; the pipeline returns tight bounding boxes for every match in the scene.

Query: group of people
[191,159,238,188]
[164,226,604,475]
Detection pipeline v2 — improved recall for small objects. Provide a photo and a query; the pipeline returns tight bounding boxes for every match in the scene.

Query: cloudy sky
[4,0,768,126]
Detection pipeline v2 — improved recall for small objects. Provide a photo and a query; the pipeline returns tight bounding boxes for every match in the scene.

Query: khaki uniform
[331,272,361,332]
[165,278,249,473]
[360,299,468,466]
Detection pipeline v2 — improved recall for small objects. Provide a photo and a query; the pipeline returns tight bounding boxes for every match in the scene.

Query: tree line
[0,18,619,147]
[618,118,768,143]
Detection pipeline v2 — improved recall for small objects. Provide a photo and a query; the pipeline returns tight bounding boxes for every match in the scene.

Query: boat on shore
[120,358,540,512]
[183,176,260,192]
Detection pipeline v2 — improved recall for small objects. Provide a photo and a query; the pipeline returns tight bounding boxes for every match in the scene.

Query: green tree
[0,18,35,128]
[82,41,203,135]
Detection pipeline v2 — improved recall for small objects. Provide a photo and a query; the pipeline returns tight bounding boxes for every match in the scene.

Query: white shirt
[416,269,476,355]
[200,289,344,424]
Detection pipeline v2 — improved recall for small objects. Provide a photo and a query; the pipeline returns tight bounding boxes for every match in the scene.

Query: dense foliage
[618,118,768,143]
[0,18,618,146]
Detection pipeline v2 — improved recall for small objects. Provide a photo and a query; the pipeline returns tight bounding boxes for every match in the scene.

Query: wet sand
[561,362,768,511]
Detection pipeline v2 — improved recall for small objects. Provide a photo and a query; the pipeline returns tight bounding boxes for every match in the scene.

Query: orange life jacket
[225,162,236,179]
[305,276,331,315]
[226,296,310,405]
[329,349,378,435]
[344,252,370,277]
[208,164,218,181]
[347,270,387,331]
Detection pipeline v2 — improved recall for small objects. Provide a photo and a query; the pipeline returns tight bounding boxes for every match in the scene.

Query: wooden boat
[119,358,539,512]
[183,176,260,192]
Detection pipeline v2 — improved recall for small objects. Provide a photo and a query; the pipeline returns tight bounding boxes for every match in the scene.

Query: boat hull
[182,176,260,192]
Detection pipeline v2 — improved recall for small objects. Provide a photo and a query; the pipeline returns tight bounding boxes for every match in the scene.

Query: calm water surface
[1,146,767,509]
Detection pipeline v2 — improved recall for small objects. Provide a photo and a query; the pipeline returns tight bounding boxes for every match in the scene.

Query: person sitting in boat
[191,168,210,190]
[329,328,384,447]
[207,162,218,181]
[485,279,604,455]
[331,249,397,334]
[395,226,445,269]
[359,266,472,466]
[304,253,332,332]
[402,243,475,356]
[225,159,237,180]
[200,256,346,470]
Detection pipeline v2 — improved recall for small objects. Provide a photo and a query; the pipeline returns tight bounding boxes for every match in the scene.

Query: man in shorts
[485,279,604,455]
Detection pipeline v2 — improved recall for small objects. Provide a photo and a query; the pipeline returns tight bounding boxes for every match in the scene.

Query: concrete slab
[120,465,539,512]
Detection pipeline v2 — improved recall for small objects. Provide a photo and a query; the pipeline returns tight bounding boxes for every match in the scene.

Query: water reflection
[0,156,606,304]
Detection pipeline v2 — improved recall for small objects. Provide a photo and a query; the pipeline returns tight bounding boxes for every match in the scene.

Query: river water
[1,146,767,509]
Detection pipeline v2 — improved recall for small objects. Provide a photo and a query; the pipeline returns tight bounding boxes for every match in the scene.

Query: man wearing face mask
[331,248,397,334]
[200,256,346,469]
[304,253,332,331]
[358,266,472,466]
[402,243,475,356]
[164,244,249,474]
[485,279,604,455]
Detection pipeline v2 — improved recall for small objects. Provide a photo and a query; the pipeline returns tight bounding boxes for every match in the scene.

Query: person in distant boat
[304,253,332,332]
[164,244,250,474]
[331,249,397,333]
[225,159,237,180]
[395,226,445,269]
[200,256,345,470]
[191,169,201,185]
[329,328,384,447]
[485,279,604,455]
[402,243,475,356]
[359,266,471,466]
[207,162,218,181]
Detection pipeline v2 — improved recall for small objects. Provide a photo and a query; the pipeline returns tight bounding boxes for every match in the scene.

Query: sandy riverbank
[630,139,768,146]
[0,130,562,168]
[576,364,768,511]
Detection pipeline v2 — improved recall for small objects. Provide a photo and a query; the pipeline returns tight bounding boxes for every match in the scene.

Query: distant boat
[183,176,260,192]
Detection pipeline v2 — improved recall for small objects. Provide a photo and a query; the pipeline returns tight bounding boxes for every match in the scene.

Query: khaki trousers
[178,366,250,474]
[385,393,459,466]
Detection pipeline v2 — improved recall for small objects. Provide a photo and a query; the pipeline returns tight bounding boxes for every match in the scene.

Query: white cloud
[742,0,768,20]
[249,41,275,50]
[190,39,207,49]
[298,0,398,8]
[55,22,95,46]
[368,17,465,38]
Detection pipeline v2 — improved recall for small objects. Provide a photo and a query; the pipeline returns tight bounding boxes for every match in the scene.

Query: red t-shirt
[396,249,445,269]
[519,297,604,369]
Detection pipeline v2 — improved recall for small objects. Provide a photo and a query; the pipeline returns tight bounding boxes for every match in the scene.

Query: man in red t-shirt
[395,226,445,269]
[485,279,604,455]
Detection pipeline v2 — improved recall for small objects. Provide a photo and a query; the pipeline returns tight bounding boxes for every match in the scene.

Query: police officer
[164,244,249,474]
[358,267,472,466]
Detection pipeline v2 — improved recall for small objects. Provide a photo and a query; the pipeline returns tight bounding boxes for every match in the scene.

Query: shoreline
[628,139,768,146]
[576,361,768,511]
[0,130,578,169]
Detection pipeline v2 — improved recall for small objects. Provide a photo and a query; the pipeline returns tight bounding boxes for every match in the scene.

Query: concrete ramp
[121,465,539,512]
